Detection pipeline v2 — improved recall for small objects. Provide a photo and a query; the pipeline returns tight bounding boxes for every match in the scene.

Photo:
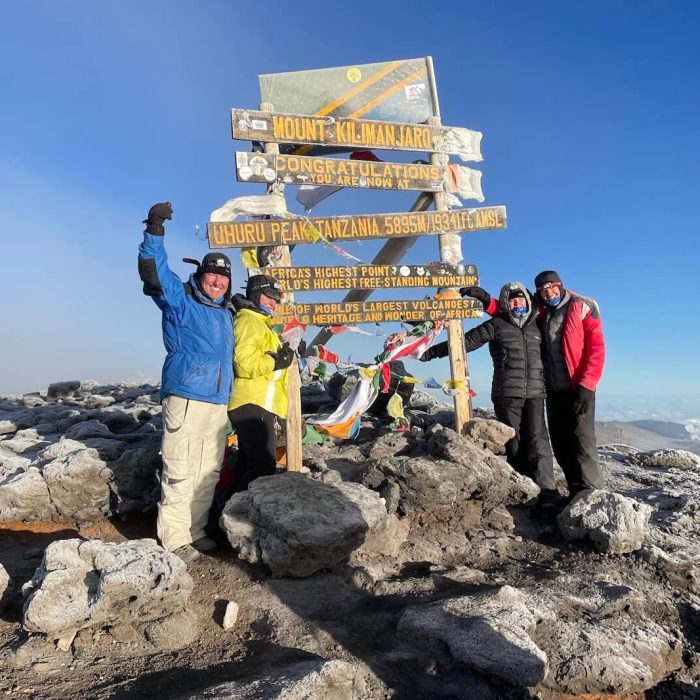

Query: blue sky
[1,1,699,420]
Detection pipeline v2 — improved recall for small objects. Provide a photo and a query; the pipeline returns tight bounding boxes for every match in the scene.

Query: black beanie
[198,253,232,280]
[246,274,282,302]
[534,270,562,290]
[508,288,527,300]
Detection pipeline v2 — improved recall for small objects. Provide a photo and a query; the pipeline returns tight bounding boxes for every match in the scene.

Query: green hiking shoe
[171,544,201,563]
[192,536,218,553]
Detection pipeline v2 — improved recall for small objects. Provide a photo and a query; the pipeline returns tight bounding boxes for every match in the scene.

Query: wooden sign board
[236,152,442,191]
[259,58,436,125]
[234,152,483,201]
[232,109,483,162]
[270,263,479,292]
[273,298,482,326]
[208,206,506,248]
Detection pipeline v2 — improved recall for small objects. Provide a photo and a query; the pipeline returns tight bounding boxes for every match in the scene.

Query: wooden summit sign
[271,263,479,292]
[232,109,483,161]
[273,298,481,326]
[234,152,483,198]
[208,206,506,248]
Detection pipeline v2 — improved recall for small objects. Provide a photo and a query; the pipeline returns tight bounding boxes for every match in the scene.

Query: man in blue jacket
[139,202,234,564]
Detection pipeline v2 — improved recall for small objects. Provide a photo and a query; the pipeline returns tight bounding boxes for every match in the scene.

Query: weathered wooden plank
[272,299,482,326]
[208,206,506,248]
[231,109,482,162]
[235,152,442,191]
[234,152,482,200]
[269,263,478,292]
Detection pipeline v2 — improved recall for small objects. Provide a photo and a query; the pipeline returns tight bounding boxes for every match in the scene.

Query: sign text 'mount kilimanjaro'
[232,109,483,162]
[208,206,506,248]
[270,263,479,292]
[273,298,482,326]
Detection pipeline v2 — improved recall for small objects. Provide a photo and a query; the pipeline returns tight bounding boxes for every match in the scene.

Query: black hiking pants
[493,397,556,491]
[546,389,604,493]
[227,404,278,492]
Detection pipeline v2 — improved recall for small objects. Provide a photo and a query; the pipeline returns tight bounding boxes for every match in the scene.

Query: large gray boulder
[107,442,161,517]
[181,659,368,700]
[541,579,683,695]
[220,472,399,577]
[363,426,538,515]
[42,449,111,522]
[397,585,551,688]
[64,419,114,441]
[0,466,54,520]
[22,538,192,639]
[462,418,515,454]
[47,381,81,400]
[558,489,652,553]
[635,449,700,470]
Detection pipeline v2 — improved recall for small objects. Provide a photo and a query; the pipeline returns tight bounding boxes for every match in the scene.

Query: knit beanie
[198,253,232,280]
[534,270,563,290]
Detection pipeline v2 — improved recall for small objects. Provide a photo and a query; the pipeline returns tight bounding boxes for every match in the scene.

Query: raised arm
[137,202,185,310]
[460,286,499,316]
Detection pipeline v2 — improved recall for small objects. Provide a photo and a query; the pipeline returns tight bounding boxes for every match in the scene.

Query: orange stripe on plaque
[317,60,403,117]
[349,66,429,120]
[291,60,404,155]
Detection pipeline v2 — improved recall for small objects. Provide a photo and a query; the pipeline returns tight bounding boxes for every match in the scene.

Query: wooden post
[428,116,472,431]
[260,102,302,472]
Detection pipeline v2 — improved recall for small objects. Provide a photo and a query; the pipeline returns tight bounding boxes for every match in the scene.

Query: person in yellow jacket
[228,274,293,491]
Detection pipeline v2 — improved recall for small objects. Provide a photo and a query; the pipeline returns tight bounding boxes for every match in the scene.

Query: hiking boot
[533,489,566,522]
[171,544,200,563]
[192,536,217,553]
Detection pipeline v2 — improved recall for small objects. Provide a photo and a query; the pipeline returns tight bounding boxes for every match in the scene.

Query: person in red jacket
[532,270,605,495]
[464,270,605,497]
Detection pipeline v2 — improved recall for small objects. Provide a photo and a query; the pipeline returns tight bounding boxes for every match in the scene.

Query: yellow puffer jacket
[228,306,288,417]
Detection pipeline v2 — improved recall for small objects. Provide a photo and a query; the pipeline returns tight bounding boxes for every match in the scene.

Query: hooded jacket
[227,295,288,418]
[463,282,546,401]
[138,232,234,404]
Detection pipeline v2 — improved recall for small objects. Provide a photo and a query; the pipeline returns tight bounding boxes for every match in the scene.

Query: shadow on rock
[110,643,322,700]
[0,524,79,620]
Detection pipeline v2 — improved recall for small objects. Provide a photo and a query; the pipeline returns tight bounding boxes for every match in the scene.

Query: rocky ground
[1,380,700,699]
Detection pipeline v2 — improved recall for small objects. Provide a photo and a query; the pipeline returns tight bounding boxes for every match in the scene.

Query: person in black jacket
[421,282,559,510]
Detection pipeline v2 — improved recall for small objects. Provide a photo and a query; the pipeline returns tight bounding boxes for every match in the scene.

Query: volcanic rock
[22,538,192,639]
[558,489,652,553]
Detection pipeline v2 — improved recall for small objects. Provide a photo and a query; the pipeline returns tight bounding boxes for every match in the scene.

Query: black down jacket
[463,281,546,401]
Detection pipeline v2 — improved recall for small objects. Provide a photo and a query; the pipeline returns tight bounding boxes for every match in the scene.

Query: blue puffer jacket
[138,233,234,404]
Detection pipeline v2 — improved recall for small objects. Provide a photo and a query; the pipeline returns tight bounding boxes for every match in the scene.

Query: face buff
[512,305,528,317]
[258,301,274,316]
[544,294,561,307]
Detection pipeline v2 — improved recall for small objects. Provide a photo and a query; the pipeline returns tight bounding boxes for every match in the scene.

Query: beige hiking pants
[157,395,228,551]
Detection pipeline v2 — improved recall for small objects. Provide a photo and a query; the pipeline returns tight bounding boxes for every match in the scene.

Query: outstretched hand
[419,342,448,362]
[459,286,491,307]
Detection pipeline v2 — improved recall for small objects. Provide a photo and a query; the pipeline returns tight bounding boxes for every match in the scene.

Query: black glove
[268,343,294,370]
[143,202,173,236]
[297,339,307,358]
[573,386,595,415]
[419,342,449,362]
[459,286,491,307]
